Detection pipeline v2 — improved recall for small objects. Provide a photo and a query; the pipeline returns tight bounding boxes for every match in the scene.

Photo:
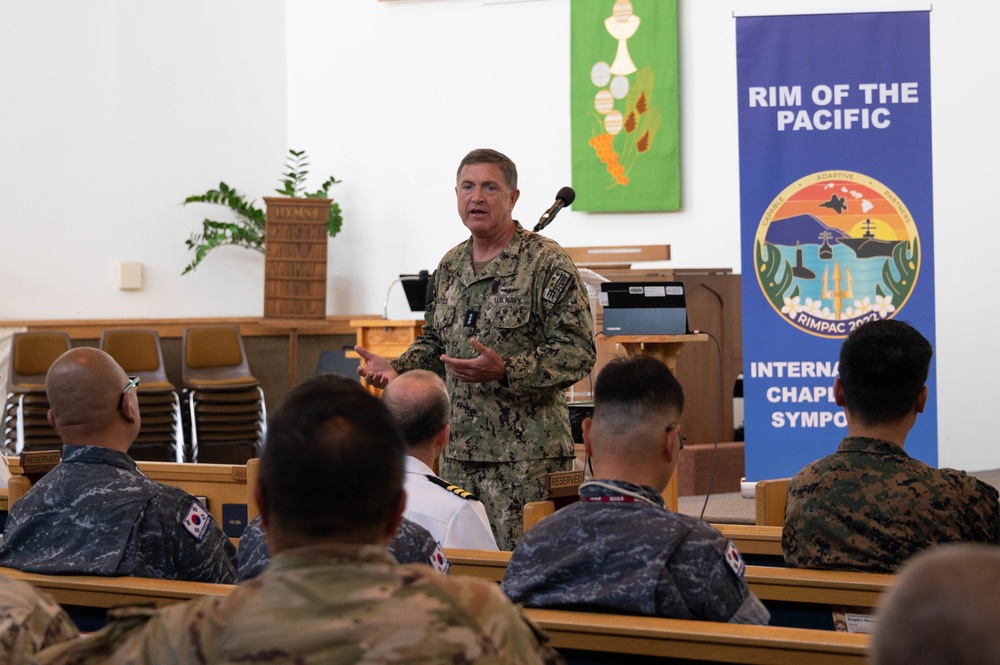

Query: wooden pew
[0,567,869,665]
[755,478,791,527]
[445,548,894,607]
[527,608,869,664]
[0,567,231,610]
[137,460,248,529]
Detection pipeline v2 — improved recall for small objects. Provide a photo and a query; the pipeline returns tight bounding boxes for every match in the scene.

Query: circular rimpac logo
[754,171,920,339]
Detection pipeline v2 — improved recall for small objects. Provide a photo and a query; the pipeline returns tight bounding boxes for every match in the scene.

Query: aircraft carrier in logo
[754,171,920,339]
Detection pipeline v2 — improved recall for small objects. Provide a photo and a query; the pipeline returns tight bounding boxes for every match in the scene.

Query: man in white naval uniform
[382,370,499,550]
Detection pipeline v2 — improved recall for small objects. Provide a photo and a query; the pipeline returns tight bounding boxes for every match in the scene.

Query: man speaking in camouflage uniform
[36,374,561,664]
[0,348,237,583]
[501,356,770,624]
[356,148,596,550]
[783,320,1000,572]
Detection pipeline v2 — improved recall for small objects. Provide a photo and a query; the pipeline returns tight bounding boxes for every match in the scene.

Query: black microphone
[533,186,576,233]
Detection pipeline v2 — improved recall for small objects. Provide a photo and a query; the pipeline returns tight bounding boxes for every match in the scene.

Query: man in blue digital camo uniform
[356,148,596,550]
[237,513,450,580]
[0,347,237,583]
[502,356,770,624]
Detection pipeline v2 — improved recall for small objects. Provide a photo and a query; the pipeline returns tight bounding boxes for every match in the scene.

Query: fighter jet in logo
[819,194,847,214]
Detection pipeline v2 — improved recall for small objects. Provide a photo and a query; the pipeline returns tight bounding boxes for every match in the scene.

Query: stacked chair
[182,325,265,464]
[100,329,185,463]
[3,331,71,455]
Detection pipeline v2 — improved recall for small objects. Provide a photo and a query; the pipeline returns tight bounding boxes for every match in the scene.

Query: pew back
[755,477,791,527]
[0,567,870,665]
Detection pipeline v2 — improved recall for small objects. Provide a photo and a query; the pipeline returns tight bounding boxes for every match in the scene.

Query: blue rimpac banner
[736,11,935,481]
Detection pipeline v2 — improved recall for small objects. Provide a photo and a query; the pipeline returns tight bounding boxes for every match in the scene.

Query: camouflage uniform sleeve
[960,476,1000,543]
[665,525,770,625]
[236,514,270,581]
[136,492,238,584]
[0,578,79,663]
[33,606,158,665]
[437,575,564,665]
[503,249,595,395]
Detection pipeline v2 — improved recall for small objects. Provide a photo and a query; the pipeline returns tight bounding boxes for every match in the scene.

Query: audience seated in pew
[0,575,78,662]
[872,543,1000,665]
[0,348,237,584]
[35,374,560,664]
[783,321,1000,572]
[502,356,770,625]
[381,369,499,551]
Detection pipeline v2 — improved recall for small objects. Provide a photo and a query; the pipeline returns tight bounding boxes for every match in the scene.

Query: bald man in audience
[381,369,499,550]
[872,544,1000,665]
[0,347,237,583]
[0,576,78,662]
[502,356,769,624]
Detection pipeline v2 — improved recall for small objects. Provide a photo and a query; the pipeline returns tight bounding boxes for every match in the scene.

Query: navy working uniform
[392,223,596,549]
[237,513,451,581]
[501,479,770,624]
[0,445,237,584]
[404,456,499,550]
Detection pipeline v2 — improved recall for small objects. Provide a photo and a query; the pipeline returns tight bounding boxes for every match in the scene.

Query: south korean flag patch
[724,539,746,579]
[428,542,451,574]
[183,500,213,542]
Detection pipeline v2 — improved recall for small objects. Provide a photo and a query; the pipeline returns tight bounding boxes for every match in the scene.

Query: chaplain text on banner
[736,10,936,481]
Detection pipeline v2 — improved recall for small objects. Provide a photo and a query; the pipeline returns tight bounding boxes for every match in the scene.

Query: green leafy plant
[182,149,343,274]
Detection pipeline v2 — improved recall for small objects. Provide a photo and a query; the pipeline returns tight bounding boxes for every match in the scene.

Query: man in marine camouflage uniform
[0,348,237,584]
[501,356,770,624]
[36,374,561,665]
[356,148,596,550]
[783,320,1000,572]
[0,576,78,663]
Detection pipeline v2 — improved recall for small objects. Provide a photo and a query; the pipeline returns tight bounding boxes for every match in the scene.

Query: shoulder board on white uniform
[426,475,479,501]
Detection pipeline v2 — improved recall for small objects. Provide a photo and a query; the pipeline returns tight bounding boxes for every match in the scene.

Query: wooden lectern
[347,319,424,396]
[598,332,709,511]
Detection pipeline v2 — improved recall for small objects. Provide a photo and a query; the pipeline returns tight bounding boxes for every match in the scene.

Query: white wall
[1,1,997,470]
[0,1,287,318]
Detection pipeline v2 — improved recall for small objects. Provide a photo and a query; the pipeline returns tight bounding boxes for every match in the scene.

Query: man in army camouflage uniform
[0,348,237,583]
[783,320,1000,572]
[0,576,78,663]
[356,148,596,550]
[36,374,561,665]
[237,512,451,580]
[501,356,770,624]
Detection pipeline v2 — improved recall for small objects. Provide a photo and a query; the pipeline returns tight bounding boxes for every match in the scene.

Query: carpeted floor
[677,468,1000,525]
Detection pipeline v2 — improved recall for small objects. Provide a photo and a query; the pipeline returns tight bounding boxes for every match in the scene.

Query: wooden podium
[597,332,709,511]
[346,319,424,396]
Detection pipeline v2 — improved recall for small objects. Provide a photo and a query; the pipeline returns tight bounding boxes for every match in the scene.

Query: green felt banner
[570,0,679,212]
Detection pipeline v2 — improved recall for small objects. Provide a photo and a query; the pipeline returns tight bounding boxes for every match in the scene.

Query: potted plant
[182,150,343,319]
